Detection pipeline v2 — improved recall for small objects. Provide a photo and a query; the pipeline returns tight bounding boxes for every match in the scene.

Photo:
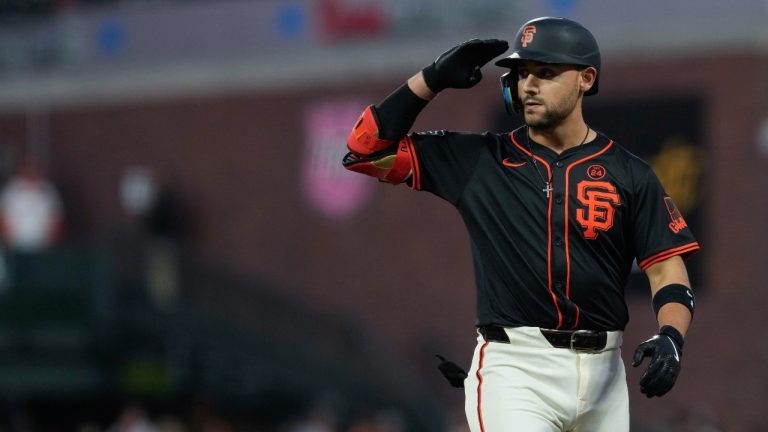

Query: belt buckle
[570,330,596,352]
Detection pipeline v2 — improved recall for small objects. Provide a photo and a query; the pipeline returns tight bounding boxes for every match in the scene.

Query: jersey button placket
[550,157,569,327]
[554,160,565,204]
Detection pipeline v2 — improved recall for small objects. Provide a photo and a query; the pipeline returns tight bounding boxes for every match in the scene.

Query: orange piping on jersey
[510,133,562,329]
[476,341,489,432]
[405,136,421,190]
[564,141,615,304]
[409,137,422,190]
[639,242,700,271]
[572,305,580,329]
[509,132,535,158]
[502,159,527,168]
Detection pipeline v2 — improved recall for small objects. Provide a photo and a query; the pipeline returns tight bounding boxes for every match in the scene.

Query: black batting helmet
[496,17,601,114]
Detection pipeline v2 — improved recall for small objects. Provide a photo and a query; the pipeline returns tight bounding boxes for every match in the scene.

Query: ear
[579,67,597,94]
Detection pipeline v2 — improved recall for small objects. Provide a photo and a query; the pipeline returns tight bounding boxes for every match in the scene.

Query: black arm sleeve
[374,83,430,141]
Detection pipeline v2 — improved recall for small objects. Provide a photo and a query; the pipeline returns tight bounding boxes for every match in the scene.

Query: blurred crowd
[64,402,440,432]
[0,388,466,432]
[0,0,203,19]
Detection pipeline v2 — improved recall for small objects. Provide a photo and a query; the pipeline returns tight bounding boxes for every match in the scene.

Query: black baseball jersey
[406,126,699,331]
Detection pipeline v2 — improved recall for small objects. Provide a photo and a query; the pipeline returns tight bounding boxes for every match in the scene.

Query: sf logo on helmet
[521,25,536,47]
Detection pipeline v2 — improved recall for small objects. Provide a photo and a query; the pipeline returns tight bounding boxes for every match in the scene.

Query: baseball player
[342,17,699,431]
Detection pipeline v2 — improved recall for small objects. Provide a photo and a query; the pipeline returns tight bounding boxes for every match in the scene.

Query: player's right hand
[436,354,468,388]
[422,39,509,93]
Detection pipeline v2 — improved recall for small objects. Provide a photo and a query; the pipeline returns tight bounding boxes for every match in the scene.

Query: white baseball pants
[464,326,629,432]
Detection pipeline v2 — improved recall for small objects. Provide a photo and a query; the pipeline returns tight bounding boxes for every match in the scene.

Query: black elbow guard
[342,136,416,185]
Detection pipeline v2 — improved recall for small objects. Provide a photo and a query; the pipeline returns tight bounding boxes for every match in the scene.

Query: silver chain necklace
[525,125,590,198]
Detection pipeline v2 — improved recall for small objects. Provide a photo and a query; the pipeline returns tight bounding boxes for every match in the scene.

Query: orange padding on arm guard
[347,105,395,156]
[342,136,415,185]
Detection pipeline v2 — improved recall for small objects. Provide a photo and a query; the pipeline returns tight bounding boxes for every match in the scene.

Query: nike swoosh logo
[669,338,680,362]
[502,158,527,168]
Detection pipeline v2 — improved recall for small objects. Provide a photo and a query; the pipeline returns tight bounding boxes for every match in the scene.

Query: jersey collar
[509,126,611,161]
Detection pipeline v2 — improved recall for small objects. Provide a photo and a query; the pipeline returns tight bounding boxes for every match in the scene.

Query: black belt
[479,325,607,352]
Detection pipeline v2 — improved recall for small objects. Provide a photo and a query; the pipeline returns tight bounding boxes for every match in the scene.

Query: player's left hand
[631,325,684,398]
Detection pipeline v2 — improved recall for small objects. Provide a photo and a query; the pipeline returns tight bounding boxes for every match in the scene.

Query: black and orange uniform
[404,126,699,331]
[343,19,696,427]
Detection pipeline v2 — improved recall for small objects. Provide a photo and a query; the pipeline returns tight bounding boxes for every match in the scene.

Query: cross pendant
[543,182,553,198]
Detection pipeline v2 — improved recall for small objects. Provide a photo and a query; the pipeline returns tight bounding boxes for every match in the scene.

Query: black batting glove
[436,354,468,388]
[422,39,509,93]
[631,325,684,398]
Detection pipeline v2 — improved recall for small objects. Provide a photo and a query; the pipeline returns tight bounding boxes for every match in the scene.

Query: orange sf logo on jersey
[575,181,621,239]
[521,26,536,47]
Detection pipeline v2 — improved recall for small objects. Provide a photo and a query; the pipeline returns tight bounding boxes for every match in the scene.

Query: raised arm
[342,39,508,185]
[406,72,437,101]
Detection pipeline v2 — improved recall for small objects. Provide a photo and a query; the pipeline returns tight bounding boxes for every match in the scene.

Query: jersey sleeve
[408,131,487,205]
[632,165,700,271]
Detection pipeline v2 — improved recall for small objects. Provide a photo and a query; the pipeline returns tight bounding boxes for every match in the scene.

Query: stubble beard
[523,88,580,131]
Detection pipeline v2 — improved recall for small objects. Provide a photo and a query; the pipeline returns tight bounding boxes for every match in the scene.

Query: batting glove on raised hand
[422,39,509,93]
[632,325,684,398]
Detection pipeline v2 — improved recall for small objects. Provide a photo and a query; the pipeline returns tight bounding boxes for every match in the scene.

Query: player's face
[516,61,584,129]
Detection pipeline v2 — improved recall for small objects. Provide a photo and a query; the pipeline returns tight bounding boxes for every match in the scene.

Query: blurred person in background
[0,156,63,291]
[0,157,63,252]
[119,167,192,309]
[107,403,158,432]
[342,16,699,432]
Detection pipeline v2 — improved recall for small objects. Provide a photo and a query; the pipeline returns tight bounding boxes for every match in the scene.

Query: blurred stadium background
[0,0,766,431]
